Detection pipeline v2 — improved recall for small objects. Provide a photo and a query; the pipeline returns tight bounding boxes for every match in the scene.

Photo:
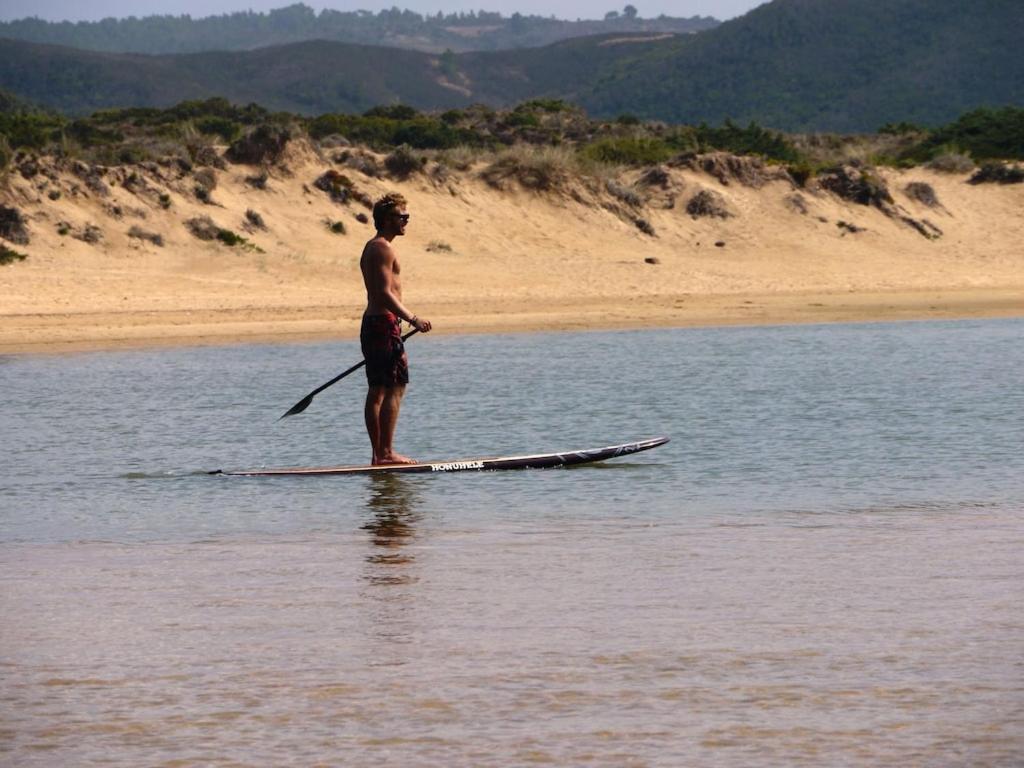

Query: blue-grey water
[2,319,1023,766]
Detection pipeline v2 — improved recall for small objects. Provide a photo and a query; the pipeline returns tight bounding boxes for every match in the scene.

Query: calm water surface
[2,320,1023,766]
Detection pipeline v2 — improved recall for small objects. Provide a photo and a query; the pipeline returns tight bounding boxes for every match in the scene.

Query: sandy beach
[2,142,1022,353]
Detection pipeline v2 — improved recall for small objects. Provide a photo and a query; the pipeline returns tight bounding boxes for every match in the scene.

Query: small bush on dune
[481,145,577,191]
[787,160,815,187]
[194,115,242,143]
[968,163,1024,185]
[318,134,350,149]
[335,150,382,178]
[686,189,731,219]
[186,216,220,241]
[384,144,425,179]
[314,170,356,202]
[904,182,941,207]
[364,104,419,120]
[0,205,31,244]
[696,120,800,163]
[634,217,655,236]
[226,124,292,165]
[439,145,485,172]
[216,228,244,246]
[818,166,893,207]
[911,107,1024,163]
[128,225,164,246]
[245,170,269,189]
[193,167,217,203]
[245,209,266,229]
[581,137,673,166]
[606,179,643,207]
[183,216,262,251]
[0,244,28,265]
[0,136,11,173]
[926,151,975,173]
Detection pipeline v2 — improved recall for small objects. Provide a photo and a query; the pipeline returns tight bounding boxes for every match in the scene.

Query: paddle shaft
[279,327,419,419]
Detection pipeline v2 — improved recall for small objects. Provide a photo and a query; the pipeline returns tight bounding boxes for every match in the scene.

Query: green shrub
[695,120,800,162]
[364,104,419,120]
[0,244,27,265]
[968,163,1024,185]
[580,137,673,166]
[517,99,573,114]
[878,121,924,136]
[787,160,815,187]
[195,116,242,142]
[327,219,346,234]
[216,228,244,246]
[0,112,65,150]
[67,120,123,148]
[504,111,540,128]
[921,107,1024,161]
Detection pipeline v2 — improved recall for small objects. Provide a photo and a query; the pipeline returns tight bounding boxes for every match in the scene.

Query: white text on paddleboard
[430,461,485,472]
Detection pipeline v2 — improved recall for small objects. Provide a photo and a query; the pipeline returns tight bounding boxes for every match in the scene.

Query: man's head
[372,192,409,235]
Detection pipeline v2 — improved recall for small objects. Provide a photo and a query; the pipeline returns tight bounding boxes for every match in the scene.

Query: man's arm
[366,241,431,332]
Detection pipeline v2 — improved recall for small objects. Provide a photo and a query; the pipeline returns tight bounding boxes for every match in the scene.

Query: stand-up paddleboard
[210,437,668,477]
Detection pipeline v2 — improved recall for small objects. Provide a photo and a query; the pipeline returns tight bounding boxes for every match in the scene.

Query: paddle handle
[279,327,420,419]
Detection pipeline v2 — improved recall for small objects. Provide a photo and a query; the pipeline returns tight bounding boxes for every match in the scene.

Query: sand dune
[1,142,1022,353]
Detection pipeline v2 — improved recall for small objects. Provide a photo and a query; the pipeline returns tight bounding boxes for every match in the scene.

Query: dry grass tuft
[128,225,164,246]
[480,144,578,191]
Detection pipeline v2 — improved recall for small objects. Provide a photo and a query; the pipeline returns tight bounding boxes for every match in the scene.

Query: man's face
[390,208,410,236]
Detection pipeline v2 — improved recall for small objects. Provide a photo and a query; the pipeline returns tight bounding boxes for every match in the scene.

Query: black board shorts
[360,312,409,387]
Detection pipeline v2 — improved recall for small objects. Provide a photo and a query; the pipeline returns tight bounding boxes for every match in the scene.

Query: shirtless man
[360,193,432,465]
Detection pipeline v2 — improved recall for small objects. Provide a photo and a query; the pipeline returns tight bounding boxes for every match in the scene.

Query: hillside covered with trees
[0,3,717,54]
[0,0,1020,132]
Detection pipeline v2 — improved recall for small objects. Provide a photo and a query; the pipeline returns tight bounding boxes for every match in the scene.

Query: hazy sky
[0,1,768,23]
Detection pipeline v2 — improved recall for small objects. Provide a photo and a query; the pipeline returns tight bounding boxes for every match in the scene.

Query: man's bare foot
[374,451,417,465]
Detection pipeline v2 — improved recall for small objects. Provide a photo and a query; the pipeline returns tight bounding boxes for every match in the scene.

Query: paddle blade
[279,394,314,420]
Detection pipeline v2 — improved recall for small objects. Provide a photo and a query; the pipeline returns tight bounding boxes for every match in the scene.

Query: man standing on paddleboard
[360,193,432,465]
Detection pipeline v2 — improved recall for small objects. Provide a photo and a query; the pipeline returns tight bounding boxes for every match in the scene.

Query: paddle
[278,328,420,419]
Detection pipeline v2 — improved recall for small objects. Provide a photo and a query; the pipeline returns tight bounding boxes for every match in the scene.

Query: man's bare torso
[360,236,401,315]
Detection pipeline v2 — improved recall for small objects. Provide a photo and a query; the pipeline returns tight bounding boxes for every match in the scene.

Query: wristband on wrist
[409,315,418,326]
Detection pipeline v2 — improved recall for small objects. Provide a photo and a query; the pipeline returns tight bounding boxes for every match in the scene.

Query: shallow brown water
[3,500,1022,766]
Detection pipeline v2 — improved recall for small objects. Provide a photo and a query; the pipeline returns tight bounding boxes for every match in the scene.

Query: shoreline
[3,147,1022,356]
[3,287,1021,355]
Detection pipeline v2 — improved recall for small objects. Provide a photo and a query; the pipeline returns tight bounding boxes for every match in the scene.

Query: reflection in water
[361,473,423,585]
[359,475,426,660]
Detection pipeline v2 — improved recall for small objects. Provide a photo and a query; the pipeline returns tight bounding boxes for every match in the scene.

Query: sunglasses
[393,212,410,222]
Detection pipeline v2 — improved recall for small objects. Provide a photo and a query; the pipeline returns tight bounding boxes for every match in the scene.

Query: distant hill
[1,0,1021,132]
[0,3,718,55]
[0,38,472,116]
[576,0,1024,131]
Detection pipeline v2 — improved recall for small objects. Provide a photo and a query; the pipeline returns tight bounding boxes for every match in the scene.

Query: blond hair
[372,192,408,229]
